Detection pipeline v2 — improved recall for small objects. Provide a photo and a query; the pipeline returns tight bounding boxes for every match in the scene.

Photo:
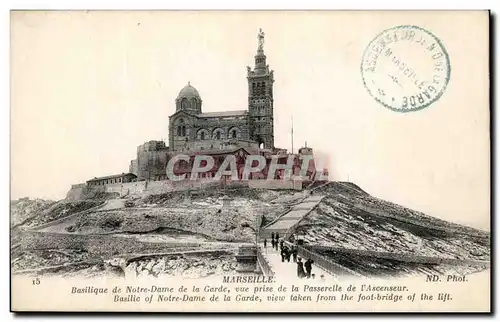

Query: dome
[177,82,201,100]
[175,82,203,114]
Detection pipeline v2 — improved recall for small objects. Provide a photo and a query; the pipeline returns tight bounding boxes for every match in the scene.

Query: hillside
[11,199,56,228]
[295,182,490,261]
[11,181,490,278]
[61,188,297,242]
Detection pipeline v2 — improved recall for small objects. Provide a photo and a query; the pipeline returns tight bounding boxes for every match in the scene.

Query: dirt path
[35,199,126,233]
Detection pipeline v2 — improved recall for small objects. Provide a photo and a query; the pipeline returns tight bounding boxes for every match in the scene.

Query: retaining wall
[67,179,303,200]
[106,181,147,196]
[19,231,203,256]
[66,185,106,201]
[249,180,302,190]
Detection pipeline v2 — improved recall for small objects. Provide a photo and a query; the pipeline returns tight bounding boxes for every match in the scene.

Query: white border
[2,1,497,321]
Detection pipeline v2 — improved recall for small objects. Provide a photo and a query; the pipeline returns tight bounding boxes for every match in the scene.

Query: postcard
[10,10,490,312]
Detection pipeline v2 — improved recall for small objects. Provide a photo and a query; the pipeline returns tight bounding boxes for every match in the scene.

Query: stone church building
[168,30,274,152]
[72,29,329,200]
[128,29,283,180]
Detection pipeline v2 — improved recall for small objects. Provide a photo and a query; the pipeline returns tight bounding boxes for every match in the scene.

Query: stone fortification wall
[248,180,302,190]
[66,184,105,201]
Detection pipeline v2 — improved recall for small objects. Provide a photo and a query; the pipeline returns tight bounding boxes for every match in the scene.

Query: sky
[10,11,490,230]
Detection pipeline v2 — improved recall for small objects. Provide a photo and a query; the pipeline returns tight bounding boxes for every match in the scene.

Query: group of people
[263,232,282,251]
[294,255,314,279]
[263,232,316,279]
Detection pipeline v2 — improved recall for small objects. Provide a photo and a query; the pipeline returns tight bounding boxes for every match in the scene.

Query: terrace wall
[67,178,302,200]
[19,231,204,256]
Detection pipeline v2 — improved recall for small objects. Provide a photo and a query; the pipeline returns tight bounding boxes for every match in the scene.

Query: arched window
[181,98,189,110]
[190,98,197,111]
[232,130,237,138]
[197,129,209,140]
[177,119,185,136]
[181,126,186,136]
[213,128,224,140]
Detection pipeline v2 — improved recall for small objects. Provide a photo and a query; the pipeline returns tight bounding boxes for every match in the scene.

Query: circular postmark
[361,25,451,112]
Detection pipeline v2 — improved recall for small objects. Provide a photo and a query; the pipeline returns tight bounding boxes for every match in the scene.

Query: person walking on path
[292,246,298,263]
[263,238,267,252]
[297,258,306,279]
[279,239,284,251]
[304,259,314,279]
[285,247,291,263]
[280,246,286,262]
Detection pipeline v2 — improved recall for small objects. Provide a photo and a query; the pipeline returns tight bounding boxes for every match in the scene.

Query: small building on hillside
[86,173,137,186]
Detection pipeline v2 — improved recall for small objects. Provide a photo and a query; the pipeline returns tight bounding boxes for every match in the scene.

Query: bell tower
[247,28,274,149]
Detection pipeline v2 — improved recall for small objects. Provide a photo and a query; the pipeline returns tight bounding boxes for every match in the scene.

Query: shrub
[102,217,123,229]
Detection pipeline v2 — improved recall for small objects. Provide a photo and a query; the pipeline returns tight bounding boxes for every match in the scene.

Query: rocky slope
[12,199,104,229]
[295,182,490,261]
[11,199,56,228]
[61,188,299,242]
[12,249,238,279]
[11,181,490,278]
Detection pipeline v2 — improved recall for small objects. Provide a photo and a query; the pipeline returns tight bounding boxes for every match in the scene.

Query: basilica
[168,29,274,153]
[87,30,326,186]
